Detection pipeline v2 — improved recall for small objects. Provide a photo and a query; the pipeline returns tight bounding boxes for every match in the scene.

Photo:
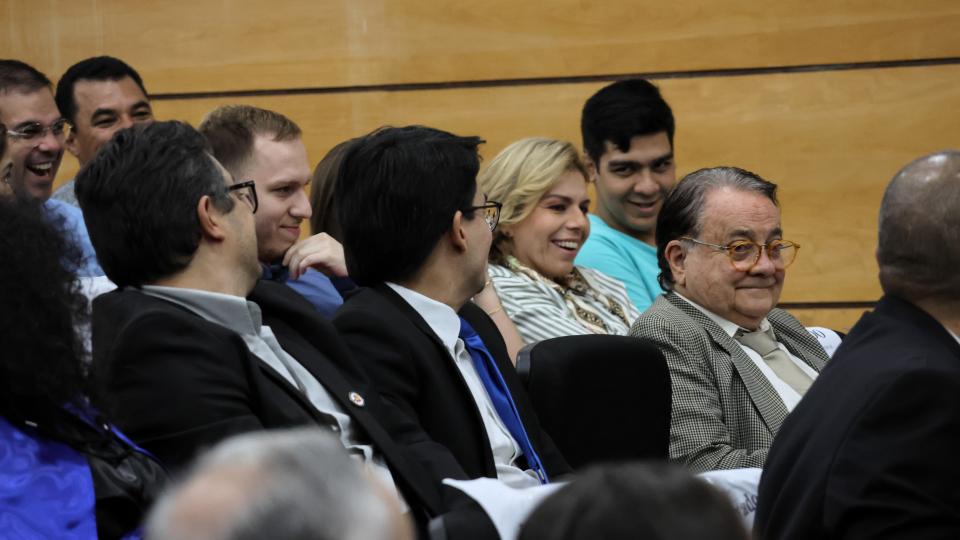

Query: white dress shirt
[386,283,541,488]
[675,293,819,411]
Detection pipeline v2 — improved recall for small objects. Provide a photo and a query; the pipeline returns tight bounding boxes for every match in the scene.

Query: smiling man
[0,59,102,276]
[630,167,829,472]
[52,56,153,206]
[200,105,355,317]
[575,78,677,312]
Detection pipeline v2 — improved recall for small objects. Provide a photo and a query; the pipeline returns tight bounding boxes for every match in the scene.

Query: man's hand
[282,233,348,280]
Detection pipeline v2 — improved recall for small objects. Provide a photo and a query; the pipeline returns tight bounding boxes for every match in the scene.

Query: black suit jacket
[332,284,571,482]
[91,280,443,522]
[755,295,960,539]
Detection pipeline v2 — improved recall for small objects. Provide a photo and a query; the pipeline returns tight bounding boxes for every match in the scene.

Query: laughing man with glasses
[0,59,103,277]
[630,166,832,473]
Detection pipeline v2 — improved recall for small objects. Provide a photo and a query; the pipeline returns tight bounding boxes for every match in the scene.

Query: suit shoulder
[631,297,713,353]
[633,296,701,334]
[768,307,806,330]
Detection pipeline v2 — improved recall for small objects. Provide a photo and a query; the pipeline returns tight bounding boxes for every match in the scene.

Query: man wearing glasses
[0,60,101,275]
[78,121,451,534]
[333,126,570,499]
[630,166,830,472]
[199,105,355,318]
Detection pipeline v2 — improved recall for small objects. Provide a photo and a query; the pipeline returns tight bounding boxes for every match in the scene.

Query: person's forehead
[249,135,310,182]
[546,170,589,198]
[0,88,60,126]
[700,188,780,237]
[601,132,672,162]
[72,76,148,112]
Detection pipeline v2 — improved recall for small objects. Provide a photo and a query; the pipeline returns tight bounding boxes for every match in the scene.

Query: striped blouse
[488,264,641,345]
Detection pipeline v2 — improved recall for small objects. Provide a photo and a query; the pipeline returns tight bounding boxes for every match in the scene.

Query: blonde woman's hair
[478,137,589,264]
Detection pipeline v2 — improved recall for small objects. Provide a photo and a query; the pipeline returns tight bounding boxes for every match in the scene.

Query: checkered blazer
[630,292,829,472]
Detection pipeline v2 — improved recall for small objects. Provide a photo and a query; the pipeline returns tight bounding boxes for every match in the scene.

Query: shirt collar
[386,282,461,352]
[674,291,771,337]
[139,285,264,336]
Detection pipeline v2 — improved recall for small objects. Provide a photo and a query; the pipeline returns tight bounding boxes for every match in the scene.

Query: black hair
[0,59,51,94]
[336,125,484,285]
[655,166,778,291]
[75,120,235,287]
[520,462,748,540]
[0,198,90,430]
[581,78,675,166]
[55,56,148,124]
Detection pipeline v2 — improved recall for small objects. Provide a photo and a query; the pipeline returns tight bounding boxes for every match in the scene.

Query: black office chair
[516,334,671,470]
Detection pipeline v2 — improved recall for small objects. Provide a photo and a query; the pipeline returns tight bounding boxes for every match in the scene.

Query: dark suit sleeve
[824,369,960,539]
[102,312,263,471]
[334,309,473,484]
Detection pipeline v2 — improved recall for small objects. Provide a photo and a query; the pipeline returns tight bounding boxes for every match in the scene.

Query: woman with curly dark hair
[0,197,166,539]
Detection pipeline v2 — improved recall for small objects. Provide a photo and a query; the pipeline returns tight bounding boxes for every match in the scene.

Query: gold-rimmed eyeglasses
[681,236,799,271]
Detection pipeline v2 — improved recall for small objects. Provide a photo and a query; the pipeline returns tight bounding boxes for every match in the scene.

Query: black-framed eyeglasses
[6,119,68,141]
[681,236,800,271]
[227,180,258,213]
[466,201,502,231]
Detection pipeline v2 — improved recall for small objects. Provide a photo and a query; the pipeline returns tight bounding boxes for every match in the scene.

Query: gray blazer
[630,292,829,472]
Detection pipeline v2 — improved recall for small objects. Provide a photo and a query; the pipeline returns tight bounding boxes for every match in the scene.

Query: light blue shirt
[575,214,661,312]
[43,198,103,277]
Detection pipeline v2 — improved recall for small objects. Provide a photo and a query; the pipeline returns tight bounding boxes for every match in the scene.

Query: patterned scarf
[504,255,630,334]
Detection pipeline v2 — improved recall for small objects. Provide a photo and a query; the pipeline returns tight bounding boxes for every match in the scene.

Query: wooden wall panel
[788,307,871,334]
[2,1,958,93]
[53,64,960,309]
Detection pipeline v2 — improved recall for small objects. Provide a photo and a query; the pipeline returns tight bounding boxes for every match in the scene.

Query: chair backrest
[516,335,671,470]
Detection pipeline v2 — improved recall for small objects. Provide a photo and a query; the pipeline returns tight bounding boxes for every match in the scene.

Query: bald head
[878,150,960,303]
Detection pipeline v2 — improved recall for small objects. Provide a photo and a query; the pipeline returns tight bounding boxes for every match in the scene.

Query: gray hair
[146,428,399,540]
[877,150,960,303]
[656,166,779,291]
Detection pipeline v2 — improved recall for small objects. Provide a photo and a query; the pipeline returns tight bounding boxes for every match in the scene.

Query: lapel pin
[348,391,365,407]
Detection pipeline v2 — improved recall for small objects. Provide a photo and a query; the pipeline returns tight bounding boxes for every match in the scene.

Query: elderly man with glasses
[630,166,831,473]
[0,59,102,276]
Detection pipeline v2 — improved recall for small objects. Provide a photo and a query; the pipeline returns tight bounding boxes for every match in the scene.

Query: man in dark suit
[755,150,960,539]
[332,126,571,486]
[76,121,446,530]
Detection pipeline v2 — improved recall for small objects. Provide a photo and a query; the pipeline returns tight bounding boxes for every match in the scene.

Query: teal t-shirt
[575,214,662,312]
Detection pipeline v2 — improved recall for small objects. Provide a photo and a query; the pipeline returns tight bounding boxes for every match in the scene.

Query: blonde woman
[478,137,640,345]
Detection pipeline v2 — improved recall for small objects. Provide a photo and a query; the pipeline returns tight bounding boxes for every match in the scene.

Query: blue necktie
[459,318,549,484]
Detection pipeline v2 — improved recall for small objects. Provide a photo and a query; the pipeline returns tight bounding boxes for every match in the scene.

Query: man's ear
[64,127,81,159]
[448,210,469,253]
[664,239,687,287]
[582,151,599,183]
[197,195,228,241]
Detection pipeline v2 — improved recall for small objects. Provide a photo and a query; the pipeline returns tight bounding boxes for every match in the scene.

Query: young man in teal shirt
[575,79,677,312]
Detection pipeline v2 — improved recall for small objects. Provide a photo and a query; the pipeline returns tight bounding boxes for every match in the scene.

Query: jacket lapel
[373,284,497,474]
[769,309,829,372]
[665,293,789,433]
[250,287,444,515]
